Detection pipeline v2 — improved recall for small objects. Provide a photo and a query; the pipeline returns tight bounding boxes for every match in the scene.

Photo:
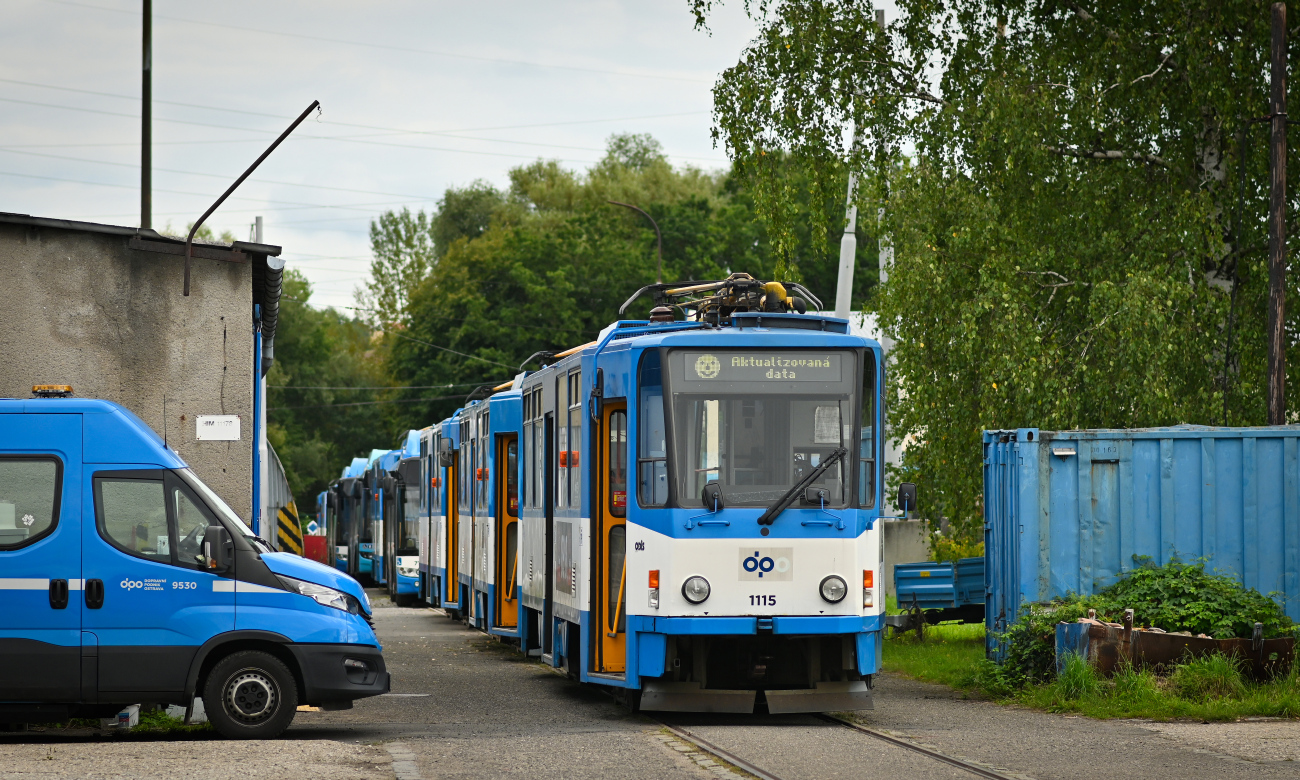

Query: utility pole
[1268,2,1287,425]
[141,0,152,230]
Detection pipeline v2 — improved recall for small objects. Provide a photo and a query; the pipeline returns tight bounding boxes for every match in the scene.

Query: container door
[983,434,1020,660]
[495,435,520,629]
[83,470,235,697]
[0,414,82,702]
[595,403,628,674]
[446,454,460,607]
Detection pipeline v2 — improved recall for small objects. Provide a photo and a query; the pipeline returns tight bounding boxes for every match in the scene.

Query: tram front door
[595,402,628,674]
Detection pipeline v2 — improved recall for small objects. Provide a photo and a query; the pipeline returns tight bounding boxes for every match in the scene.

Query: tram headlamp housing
[819,574,848,604]
[681,575,711,604]
[397,556,419,577]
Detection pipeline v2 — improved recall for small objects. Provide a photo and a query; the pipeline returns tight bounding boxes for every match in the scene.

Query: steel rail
[653,720,784,780]
[817,713,1020,780]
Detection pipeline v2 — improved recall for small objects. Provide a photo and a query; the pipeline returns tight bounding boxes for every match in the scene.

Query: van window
[172,487,216,570]
[0,458,61,550]
[99,479,171,564]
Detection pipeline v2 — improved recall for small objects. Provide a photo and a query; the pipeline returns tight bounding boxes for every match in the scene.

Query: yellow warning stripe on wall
[277,501,304,556]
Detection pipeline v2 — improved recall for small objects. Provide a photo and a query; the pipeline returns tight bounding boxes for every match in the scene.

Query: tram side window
[609,408,627,517]
[476,414,490,508]
[529,388,543,510]
[568,372,582,508]
[506,438,519,516]
[459,425,471,515]
[638,350,668,507]
[522,394,532,510]
[859,350,877,508]
[557,376,568,509]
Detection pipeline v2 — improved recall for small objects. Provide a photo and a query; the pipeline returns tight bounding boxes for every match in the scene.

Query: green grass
[1018,652,1300,721]
[130,709,213,734]
[881,620,988,689]
[880,617,1300,721]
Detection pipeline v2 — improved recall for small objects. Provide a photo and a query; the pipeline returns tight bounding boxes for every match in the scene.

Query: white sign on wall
[196,415,241,441]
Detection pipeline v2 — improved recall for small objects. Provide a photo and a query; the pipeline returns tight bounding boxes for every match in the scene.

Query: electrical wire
[269,382,492,390]
[44,0,712,84]
[267,393,482,410]
[0,76,710,136]
[0,147,439,201]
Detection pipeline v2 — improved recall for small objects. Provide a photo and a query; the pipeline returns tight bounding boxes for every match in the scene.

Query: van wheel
[203,650,298,739]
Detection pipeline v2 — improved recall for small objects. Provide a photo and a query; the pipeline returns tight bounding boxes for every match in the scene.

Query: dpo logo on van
[738,547,793,581]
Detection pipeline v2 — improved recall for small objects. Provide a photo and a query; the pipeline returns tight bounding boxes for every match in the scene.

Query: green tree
[268,269,394,504]
[359,208,436,326]
[694,1,1300,544]
[431,180,507,262]
[378,134,861,429]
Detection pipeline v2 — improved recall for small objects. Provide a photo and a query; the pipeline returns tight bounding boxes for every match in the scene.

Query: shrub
[996,601,1090,686]
[1170,653,1247,702]
[1092,558,1293,639]
[990,557,1295,691]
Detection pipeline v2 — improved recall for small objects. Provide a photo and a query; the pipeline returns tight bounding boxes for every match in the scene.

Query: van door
[0,413,82,702]
[83,470,236,697]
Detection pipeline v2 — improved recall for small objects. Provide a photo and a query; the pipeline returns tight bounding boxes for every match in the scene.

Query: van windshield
[177,468,268,549]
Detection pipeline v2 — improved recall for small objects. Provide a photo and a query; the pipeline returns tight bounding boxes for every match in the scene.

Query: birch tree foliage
[694,1,1299,543]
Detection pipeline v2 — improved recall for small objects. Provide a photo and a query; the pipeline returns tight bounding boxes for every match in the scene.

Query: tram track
[657,713,1023,780]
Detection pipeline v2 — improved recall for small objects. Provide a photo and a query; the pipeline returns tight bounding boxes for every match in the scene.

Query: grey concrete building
[0,212,284,523]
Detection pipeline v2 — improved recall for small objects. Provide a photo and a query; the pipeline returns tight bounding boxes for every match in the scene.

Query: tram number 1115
[749,594,777,606]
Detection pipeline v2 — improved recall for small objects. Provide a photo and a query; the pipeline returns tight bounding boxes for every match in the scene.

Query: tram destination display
[683,351,842,382]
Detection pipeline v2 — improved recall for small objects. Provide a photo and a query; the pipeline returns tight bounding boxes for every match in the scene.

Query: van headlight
[397,556,419,577]
[277,575,364,615]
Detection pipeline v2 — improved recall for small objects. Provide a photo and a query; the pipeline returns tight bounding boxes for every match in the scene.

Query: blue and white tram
[332,456,369,575]
[364,274,898,713]
[521,277,895,710]
[383,429,423,605]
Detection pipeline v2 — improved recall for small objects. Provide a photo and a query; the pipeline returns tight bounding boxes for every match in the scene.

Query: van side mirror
[438,438,454,467]
[896,482,917,514]
[203,525,233,572]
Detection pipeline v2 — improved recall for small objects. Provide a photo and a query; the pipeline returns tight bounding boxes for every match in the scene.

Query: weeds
[1170,653,1247,702]
[1052,653,1100,701]
[883,622,1300,720]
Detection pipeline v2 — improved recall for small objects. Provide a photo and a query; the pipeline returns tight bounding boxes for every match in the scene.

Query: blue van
[0,398,388,738]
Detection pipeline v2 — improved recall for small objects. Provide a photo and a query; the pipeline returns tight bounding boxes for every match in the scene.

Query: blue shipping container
[984,425,1300,659]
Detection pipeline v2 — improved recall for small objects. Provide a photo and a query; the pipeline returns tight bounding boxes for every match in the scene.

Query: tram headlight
[681,575,711,604]
[397,556,419,577]
[649,569,660,610]
[819,574,848,604]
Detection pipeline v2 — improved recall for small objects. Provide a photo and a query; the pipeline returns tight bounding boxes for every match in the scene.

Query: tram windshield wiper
[755,447,847,526]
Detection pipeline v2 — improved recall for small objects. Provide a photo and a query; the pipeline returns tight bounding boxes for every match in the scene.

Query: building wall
[0,222,256,520]
[883,519,931,598]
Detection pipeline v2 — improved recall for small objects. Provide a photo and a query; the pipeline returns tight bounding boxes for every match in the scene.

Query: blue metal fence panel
[894,557,985,611]
[984,425,1300,660]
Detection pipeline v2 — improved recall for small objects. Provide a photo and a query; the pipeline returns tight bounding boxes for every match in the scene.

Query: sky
[0,0,778,310]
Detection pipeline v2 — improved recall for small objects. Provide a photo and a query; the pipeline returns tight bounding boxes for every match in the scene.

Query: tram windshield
[666,349,870,509]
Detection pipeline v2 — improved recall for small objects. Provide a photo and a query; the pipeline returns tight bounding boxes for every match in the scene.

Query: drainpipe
[253,305,263,538]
